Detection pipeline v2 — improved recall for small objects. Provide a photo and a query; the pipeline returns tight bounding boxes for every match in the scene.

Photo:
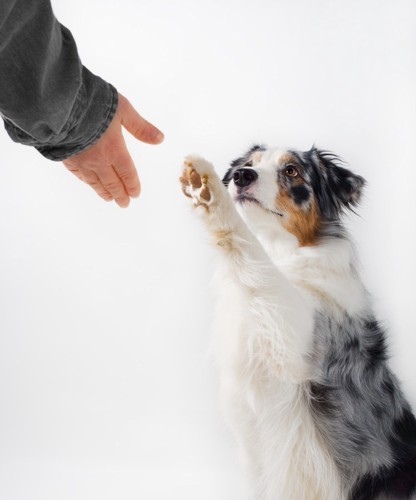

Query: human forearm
[0,0,117,160]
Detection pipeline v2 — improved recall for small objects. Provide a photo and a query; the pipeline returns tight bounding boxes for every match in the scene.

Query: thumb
[119,94,164,145]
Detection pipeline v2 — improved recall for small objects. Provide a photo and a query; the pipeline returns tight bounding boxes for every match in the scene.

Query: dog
[179,145,416,500]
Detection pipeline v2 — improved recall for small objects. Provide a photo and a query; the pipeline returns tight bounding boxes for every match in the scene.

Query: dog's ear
[326,161,365,208]
[222,144,266,186]
[311,148,366,219]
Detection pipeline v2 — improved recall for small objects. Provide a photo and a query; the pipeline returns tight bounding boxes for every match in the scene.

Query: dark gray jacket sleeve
[0,0,118,161]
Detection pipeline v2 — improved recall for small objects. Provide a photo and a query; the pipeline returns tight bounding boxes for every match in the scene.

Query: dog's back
[310,310,416,499]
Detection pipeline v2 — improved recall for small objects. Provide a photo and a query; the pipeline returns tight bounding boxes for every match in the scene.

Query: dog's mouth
[235,193,283,217]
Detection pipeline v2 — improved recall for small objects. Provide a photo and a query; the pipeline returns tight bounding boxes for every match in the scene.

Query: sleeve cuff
[3,67,119,162]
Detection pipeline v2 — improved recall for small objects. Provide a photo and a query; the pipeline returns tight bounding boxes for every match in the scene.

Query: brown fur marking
[279,153,298,165]
[276,189,321,246]
[251,151,263,164]
[213,230,234,250]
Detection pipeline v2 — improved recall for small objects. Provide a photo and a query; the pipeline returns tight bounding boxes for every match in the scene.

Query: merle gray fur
[223,146,416,499]
[308,311,416,499]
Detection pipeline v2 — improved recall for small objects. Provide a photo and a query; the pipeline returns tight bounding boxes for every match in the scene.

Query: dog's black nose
[233,168,258,187]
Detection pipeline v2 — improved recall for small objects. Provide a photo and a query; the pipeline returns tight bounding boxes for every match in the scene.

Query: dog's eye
[285,165,298,177]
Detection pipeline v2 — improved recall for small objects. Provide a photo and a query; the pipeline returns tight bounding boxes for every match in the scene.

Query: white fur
[181,153,368,499]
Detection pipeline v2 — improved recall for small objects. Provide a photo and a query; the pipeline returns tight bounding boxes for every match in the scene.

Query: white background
[0,1,415,499]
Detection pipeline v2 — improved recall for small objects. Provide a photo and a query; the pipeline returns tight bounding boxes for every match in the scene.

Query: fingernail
[154,131,165,143]
[129,184,141,198]
[116,198,130,208]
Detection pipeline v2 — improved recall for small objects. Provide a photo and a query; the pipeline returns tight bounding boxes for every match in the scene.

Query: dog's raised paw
[180,155,216,207]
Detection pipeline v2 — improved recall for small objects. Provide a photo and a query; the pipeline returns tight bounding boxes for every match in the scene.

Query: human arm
[0,0,163,206]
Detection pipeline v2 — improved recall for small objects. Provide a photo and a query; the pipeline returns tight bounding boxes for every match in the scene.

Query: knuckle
[87,179,101,188]
[116,165,134,180]
[133,124,144,138]
[104,180,123,193]
[101,193,113,201]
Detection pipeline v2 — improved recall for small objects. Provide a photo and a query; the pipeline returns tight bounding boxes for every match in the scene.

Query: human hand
[63,93,164,207]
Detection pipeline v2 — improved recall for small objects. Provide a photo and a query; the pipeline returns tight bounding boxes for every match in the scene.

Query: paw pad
[190,170,202,188]
[180,159,213,206]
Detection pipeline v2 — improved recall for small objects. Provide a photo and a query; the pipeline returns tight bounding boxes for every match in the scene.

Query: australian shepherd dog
[179,145,416,500]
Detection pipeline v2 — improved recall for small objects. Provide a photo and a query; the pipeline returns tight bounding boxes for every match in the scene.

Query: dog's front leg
[180,155,314,382]
[180,154,255,253]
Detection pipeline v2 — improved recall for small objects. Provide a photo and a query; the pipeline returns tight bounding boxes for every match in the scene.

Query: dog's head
[223,145,365,246]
